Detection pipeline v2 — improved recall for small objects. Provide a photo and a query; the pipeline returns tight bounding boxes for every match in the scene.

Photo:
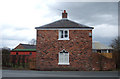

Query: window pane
[59,53,62,63]
[60,30,63,38]
[61,53,63,63]
[61,35,63,38]
[89,32,92,37]
[65,35,68,38]
[65,30,68,38]
[59,51,69,64]
[97,50,101,53]
[65,30,68,34]
[64,53,68,63]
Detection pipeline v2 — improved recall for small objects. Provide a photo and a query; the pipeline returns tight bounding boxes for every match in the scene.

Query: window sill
[58,38,69,40]
[58,63,70,65]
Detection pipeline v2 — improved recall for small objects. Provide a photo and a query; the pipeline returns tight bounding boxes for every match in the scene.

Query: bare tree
[2,47,11,67]
[110,36,120,69]
[28,39,36,45]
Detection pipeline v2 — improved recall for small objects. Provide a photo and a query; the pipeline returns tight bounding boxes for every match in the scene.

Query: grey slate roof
[35,19,94,29]
[20,44,36,49]
[92,42,113,50]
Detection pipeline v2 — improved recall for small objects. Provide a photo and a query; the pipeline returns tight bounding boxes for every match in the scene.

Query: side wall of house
[36,30,92,71]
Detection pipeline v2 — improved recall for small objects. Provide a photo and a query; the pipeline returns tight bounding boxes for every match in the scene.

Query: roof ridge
[20,43,36,46]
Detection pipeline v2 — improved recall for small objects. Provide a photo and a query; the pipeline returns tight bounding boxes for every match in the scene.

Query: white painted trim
[107,50,109,53]
[58,63,70,65]
[58,38,69,40]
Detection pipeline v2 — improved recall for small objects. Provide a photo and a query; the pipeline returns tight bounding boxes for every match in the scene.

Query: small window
[30,52,32,55]
[58,30,69,40]
[108,50,112,53]
[16,52,18,55]
[97,50,101,53]
[58,50,69,65]
[89,32,92,37]
[101,50,108,53]
[92,49,97,53]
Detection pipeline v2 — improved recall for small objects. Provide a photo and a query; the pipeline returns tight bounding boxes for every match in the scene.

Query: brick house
[10,43,36,69]
[35,10,94,71]
[92,42,113,53]
[10,43,36,56]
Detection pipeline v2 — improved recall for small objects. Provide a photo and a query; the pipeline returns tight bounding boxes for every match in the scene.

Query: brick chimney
[62,10,67,18]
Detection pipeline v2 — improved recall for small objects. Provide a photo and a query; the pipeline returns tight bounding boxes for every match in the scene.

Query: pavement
[2,70,119,77]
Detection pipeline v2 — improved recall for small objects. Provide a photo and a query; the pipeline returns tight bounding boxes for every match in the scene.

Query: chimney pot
[62,10,67,18]
[64,10,66,13]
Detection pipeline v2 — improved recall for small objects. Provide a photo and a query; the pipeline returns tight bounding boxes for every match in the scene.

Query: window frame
[89,32,92,37]
[30,52,32,55]
[58,50,70,65]
[58,30,69,40]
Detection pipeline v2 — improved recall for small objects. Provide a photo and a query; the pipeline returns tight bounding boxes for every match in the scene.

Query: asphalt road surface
[0,70,1,79]
[2,70,119,77]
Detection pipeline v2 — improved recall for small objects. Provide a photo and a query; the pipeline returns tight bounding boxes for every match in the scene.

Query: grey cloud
[1,2,118,48]
[48,2,118,26]
[93,36,117,46]
[1,25,34,42]
[2,35,28,41]
[1,24,29,31]
[1,39,29,49]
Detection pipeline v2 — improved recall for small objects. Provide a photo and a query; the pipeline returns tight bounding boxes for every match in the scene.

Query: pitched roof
[20,44,36,49]
[35,19,94,29]
[92,42,113,50]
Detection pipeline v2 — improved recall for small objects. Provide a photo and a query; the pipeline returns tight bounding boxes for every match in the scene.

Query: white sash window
[58,50,69,65]
[58,30,69,40]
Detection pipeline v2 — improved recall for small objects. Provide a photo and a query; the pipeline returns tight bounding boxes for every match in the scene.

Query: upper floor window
[58,30,69,40]
[89,32,92,37]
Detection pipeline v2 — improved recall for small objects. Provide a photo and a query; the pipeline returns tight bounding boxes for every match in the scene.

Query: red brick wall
[91,53,116,71]
[10,51,36,69]
[36,30,93,71]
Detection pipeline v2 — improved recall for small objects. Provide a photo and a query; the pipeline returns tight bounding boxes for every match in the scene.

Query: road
[0,70,1,79]
[2,70,119,77]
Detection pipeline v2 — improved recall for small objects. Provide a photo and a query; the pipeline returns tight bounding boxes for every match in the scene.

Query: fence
[2,54,36,69]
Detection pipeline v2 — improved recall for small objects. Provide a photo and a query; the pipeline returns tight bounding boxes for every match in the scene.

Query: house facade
[35,10,94,71]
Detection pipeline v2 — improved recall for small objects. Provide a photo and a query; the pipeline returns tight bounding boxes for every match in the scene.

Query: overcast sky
[0,0,118,49]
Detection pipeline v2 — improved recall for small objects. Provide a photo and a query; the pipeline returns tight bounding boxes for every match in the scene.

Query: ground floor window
[58,50,69,65]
